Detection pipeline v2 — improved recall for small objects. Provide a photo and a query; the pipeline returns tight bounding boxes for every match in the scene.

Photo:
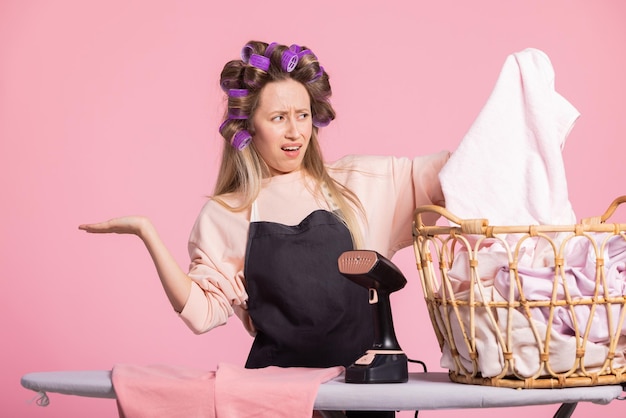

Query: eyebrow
[267,107,311,115]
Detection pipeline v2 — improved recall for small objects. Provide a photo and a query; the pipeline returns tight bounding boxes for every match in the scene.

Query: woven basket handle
[414,205,488,234]
[416,196,626,232]
[582,195,626,224]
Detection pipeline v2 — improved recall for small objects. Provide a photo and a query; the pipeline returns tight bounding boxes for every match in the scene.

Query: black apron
[244,209,373,369]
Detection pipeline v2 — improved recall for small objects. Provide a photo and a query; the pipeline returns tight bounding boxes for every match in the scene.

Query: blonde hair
[213,41,365,248]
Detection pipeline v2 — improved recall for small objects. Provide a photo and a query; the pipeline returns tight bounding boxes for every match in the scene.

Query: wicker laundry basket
[412,196,626,389]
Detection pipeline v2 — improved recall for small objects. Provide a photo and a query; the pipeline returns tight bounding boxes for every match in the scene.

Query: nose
[285,118,299,139]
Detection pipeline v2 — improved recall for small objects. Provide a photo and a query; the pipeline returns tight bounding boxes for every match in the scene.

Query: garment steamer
[338,250,408,383]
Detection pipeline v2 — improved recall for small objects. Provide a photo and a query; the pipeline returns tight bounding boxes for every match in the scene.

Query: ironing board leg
[552,402,577,418]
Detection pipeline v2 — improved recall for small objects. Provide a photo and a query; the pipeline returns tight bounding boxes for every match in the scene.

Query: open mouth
[281,146,301,152]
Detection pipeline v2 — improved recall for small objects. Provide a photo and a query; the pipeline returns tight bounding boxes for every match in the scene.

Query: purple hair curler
[308,65,324,83]
[313,114,332,128]
[296,48,315,60]
[264,42,278,58]
[227,108,248,120]
[249,54,270,71]
[241,44,254,63]
[220,78,239,93]
[218,119,230,134]
[228,89,248,98]
[232,129,252,150]
[281,49,299,72]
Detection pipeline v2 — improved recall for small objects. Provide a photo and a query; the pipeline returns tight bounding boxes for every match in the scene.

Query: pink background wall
[2,0,626,416]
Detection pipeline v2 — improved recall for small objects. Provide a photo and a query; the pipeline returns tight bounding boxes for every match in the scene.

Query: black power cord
[406,358,428,418]
[407,358,428,373]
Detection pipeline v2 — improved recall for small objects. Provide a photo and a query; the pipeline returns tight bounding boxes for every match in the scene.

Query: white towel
[435,49,588,378]
[439,48,580,226]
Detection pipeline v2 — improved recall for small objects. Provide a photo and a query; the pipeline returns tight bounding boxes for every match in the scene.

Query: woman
[80,40,449,417]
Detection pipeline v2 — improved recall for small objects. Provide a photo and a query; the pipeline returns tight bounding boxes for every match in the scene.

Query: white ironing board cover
[22,370,115,399]
[21,371,624,411]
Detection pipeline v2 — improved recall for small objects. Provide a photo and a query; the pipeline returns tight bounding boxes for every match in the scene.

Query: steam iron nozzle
[337,250,407,292]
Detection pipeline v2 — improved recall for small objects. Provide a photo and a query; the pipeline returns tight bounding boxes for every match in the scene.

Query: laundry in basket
[412,197,626,389]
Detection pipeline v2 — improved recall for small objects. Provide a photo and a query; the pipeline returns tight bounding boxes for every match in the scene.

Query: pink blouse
[179,152,449,335]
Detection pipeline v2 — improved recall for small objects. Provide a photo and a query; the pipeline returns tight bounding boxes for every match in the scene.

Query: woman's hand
[78,215,191,312]
[78,216,150,237]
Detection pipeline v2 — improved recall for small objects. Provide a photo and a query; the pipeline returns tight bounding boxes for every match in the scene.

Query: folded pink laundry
[112,363,344,418]
[215,363,344,417]
[113,364,216,418]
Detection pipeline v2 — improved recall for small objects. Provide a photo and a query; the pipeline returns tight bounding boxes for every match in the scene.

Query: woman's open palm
[78,216,150,236]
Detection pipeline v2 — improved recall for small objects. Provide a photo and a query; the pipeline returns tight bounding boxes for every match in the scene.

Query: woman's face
[251,78,313,176]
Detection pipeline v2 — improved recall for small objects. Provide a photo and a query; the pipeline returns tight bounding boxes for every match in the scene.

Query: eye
[272,115,284,122]
[298,112,310,120]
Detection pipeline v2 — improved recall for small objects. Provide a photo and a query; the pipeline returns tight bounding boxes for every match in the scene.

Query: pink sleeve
[386,151,449,254]
[178,199,251,334]
[409,151,449,223]
[334,152,449,257]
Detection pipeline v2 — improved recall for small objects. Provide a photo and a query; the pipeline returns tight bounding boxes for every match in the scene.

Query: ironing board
[21,370,625,417]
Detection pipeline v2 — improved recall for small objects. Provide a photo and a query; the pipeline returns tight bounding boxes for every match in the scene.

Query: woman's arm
[78,216,191,313]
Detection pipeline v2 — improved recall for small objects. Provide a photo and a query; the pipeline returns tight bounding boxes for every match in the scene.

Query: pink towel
[113,364,216,418]
[215,363,344,417]
[439,48,580,226]
[112,363,344,418]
